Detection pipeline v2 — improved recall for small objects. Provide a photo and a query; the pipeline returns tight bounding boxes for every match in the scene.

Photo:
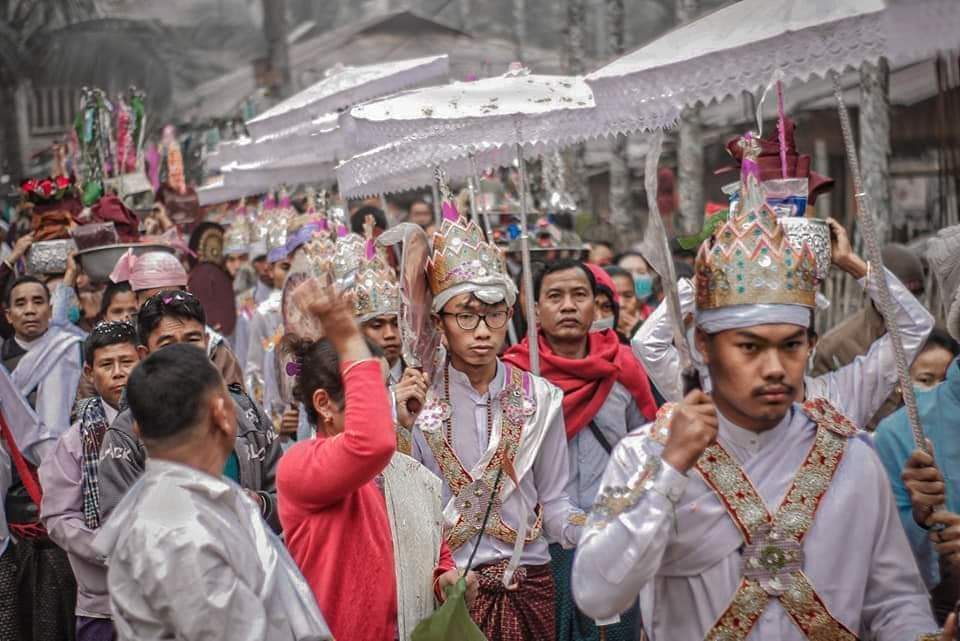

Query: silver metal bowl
[75,243,176,284]
[779,217,831,280]
[26,239,76,276]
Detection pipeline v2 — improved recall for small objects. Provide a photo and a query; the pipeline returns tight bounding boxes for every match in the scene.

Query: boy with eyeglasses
[408,203,581,641]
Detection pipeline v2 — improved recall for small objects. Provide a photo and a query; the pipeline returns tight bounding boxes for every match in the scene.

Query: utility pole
[675,0,702,235]
[262,0,293,100]
[607,0,632,234]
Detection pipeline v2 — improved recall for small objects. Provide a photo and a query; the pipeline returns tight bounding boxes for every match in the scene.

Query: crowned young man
[571,143,945,640]
[347,223,412,451]
[244,216,295,435]
[632,124,933,427]
[410,203,582,641]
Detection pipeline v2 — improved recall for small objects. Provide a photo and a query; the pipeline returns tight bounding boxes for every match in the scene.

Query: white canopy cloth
[214,156,335,199]
[210,113,342,171]
[197,176,258,206]
[246,54,450,140]
[341,67,619,154]
[337,141,554,199]
[585,0,959,135]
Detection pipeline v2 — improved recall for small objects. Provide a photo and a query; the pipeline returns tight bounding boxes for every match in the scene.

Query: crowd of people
[0,121,959,641]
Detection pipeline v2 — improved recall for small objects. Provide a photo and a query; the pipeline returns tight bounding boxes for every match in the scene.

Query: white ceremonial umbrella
[341,67,622,376]
[583,0,959,452]
[246,55,450,140]
[585,0,958,129]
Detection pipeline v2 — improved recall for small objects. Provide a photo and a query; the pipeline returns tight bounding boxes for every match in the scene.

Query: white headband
[432,278,518,313]
[695,303,811,334]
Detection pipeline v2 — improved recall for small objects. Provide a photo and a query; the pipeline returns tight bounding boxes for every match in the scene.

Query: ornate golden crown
[695,202,819,310]
[353,244,400,321]
[427,202,507,298]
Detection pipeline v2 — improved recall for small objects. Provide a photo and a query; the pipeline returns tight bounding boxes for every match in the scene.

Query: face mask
[914,382,940,392]
[590,316,615,333]
[634,274,654,301]
[68,305,81,324]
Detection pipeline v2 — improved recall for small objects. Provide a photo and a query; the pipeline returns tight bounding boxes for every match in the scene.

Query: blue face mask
[634,274,654,301]
[67,305,81,324]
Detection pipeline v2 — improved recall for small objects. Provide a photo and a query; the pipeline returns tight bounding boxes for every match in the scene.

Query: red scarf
[503,329,657,440]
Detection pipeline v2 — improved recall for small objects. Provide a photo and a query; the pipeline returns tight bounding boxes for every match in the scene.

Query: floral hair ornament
[285,359,302,377]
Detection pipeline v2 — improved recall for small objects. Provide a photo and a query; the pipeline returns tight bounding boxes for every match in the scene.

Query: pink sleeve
[277,360,395,511]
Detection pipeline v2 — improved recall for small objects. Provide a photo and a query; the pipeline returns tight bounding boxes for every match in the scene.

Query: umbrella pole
[469,153,494,240]
[467,171,480,226]
[831,71,928,452]
[431,168,442,227]
[515,143,539,375]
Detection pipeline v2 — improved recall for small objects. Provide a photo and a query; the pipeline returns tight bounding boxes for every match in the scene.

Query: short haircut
[283,335,385,424]
[409,198,429,211]
[99,281,134,318]
[350,205,388,235]
[136,290,206,346]
[533,258,596,301]
[925,326,960,357]
[126,343,223,443]
[6,275,50,307]
[84,321,139,365]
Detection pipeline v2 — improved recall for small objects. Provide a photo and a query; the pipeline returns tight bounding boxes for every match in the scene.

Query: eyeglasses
[440,310,509,331]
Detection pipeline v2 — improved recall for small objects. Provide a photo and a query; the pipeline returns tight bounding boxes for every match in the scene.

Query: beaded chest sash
[420,365,543,550]
[650,398,860,641]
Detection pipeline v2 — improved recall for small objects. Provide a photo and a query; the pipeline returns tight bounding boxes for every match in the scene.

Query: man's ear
[432,313,442,332]
[694,328,711,365]
[83,363,92,379]
[136,344,149,359]
[209,394,234,441]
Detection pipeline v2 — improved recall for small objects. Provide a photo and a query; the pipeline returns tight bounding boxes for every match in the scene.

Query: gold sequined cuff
[568,511,587,527]
[917,632,943,641]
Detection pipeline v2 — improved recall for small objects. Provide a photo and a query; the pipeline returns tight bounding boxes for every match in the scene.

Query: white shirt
[571,405,937,640]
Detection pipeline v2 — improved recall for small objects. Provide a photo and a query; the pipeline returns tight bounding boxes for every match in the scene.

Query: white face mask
[590,316,615,333]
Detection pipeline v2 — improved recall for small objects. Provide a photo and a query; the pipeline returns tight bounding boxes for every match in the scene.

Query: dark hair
[283,335,385,425]
[590,239,614,251]
[924,326,960,357]
[350,205,388,235]
[6,275,50,307]
[84,321,138,365]
[136,290,206,346]
[99,281,134,318]
[408,198,429,211]
[126,343,223,443]
[603,265,631,281]
[533,258,596,301]
[674,260,695,280]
